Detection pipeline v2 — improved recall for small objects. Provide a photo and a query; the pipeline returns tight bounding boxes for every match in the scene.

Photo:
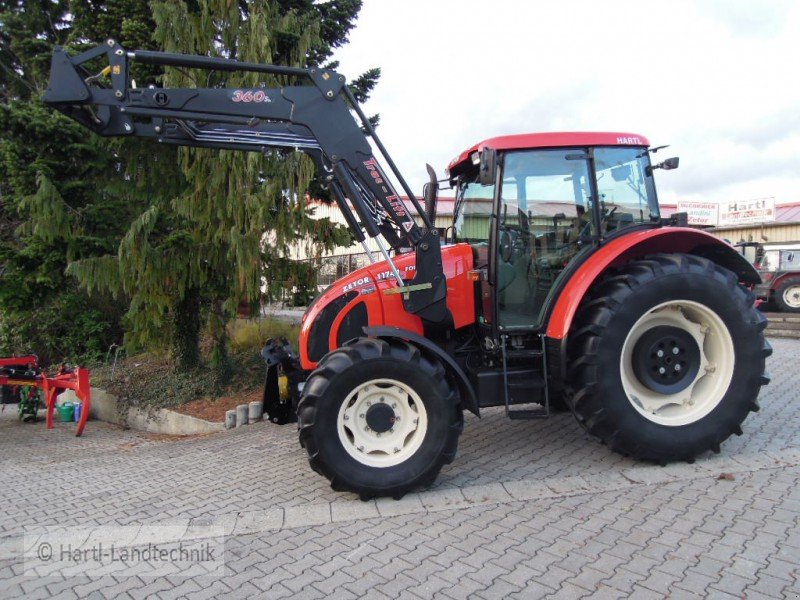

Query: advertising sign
[718,198,776,227]
[676,201,719,226]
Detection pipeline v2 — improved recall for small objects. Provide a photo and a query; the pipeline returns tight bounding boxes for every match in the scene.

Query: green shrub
[0,292,120,366]
[229,317,300,354]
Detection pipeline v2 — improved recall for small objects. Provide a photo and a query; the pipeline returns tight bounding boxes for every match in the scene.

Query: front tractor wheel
[567,254,771,463]
[297,338,462,499]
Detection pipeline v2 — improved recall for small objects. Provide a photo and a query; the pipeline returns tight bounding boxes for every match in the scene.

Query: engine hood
[298,244,475,369]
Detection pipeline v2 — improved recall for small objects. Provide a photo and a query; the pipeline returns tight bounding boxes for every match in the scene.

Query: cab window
[593,147,660,231]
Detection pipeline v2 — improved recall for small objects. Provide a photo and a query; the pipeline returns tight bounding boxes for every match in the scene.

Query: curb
[90,387,224,436]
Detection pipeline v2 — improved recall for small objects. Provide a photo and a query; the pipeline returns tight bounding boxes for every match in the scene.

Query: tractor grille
[307,291,357,363]
[336,301,368,347]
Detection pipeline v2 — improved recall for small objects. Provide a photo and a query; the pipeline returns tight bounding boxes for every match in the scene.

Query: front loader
[45,41,771,499]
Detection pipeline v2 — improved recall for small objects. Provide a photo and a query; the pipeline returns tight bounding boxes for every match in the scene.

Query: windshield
[761,250,779,272]
[453,180,493,242]
[594,147,660,223]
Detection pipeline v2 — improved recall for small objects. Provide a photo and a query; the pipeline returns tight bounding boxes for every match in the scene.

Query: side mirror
[661,157,680,170]
[478,148,497,186]
[423,163,438,224]
[646,156,679,175]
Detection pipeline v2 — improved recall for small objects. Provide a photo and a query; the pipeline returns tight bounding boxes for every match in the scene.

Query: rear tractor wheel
[775,278,800,313]
[567,254,771,463]
[297,338,463,499]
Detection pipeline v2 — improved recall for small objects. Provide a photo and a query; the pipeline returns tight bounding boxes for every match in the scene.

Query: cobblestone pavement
[0,338,798,598]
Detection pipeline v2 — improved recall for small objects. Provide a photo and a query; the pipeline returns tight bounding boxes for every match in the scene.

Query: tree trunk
[208,298,232,386]
[173,287,201,372]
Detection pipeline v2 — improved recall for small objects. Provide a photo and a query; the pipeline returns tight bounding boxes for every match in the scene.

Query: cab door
[493,149,595,330]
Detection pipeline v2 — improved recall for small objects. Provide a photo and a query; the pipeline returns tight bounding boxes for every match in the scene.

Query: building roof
[776,201,800,222]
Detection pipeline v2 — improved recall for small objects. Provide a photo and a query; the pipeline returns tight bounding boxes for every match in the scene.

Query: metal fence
[307,252,373,288]
[263,252,373,308]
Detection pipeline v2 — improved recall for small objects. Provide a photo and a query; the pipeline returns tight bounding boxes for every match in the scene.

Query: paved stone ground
[0,338,798,599]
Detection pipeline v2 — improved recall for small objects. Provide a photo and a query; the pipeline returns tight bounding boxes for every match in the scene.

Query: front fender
[363,326,480,417]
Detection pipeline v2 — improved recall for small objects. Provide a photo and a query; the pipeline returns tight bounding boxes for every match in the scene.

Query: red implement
[0,357,91,436]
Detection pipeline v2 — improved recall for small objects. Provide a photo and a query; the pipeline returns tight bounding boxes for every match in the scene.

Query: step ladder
[501,334,550,420]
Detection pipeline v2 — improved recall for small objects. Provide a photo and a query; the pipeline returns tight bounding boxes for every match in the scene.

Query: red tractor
[741,243,800,312]
[45,42,770,498]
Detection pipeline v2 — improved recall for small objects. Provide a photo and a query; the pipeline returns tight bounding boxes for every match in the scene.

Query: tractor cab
[445,133,675,333]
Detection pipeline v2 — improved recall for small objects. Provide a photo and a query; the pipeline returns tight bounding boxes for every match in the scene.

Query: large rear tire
[297,337,463,499]
[566,254,771,462]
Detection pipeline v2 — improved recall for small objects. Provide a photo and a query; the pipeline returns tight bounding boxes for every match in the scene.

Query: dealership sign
[676,201,719,226]
[675,198,776,227]
[718,198,775,226]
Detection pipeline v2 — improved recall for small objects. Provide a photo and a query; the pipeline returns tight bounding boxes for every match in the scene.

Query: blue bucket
[73,402,82,423]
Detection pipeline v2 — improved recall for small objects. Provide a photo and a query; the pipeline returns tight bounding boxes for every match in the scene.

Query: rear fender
[770,271,800,294]
[363,326,480,416]
[546,228,760,379]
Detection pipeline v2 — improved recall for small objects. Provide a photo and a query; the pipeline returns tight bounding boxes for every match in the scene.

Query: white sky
[332,0,800,205]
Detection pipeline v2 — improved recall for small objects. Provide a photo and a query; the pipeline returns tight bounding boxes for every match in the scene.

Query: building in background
[289,196,800,290]
[289,197,456,287]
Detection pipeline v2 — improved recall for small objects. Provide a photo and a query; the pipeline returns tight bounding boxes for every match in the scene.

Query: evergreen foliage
[0,1,377,376]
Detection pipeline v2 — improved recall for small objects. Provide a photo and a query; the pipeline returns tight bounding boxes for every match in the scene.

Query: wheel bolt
[394,447,400,453]
[343,415,349,421]
[380,397,384,403]
[395,416,401,421]
[391,403,397,409]
[658,367,666,374]
[359,413,365,418]
[358,445,364,452]
[672,347,679,355]
[413,418,419,424]
[657,349,664,358]
[674,364,681,372]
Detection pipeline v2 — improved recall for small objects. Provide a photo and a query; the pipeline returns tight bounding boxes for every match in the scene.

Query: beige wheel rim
[783,284,800,309]
[620,300,735,427]
[336,378,428,468]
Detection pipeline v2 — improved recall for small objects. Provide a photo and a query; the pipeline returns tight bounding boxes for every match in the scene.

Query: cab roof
[447,131,650,175]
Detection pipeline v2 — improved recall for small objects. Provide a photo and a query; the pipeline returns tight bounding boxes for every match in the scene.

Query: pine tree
[63,1,376,375]
[0,1,136,363]
[0,1,377,371]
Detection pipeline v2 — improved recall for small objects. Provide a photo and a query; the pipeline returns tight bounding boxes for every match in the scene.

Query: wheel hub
[632,325,701,394]
[365,402,396,433]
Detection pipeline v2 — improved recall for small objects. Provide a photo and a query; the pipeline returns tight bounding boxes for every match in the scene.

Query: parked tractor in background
[738,242,800,313]
[45,41,770,499]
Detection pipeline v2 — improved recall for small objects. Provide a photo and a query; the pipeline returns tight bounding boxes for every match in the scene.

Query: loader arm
[43,40,448,323]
